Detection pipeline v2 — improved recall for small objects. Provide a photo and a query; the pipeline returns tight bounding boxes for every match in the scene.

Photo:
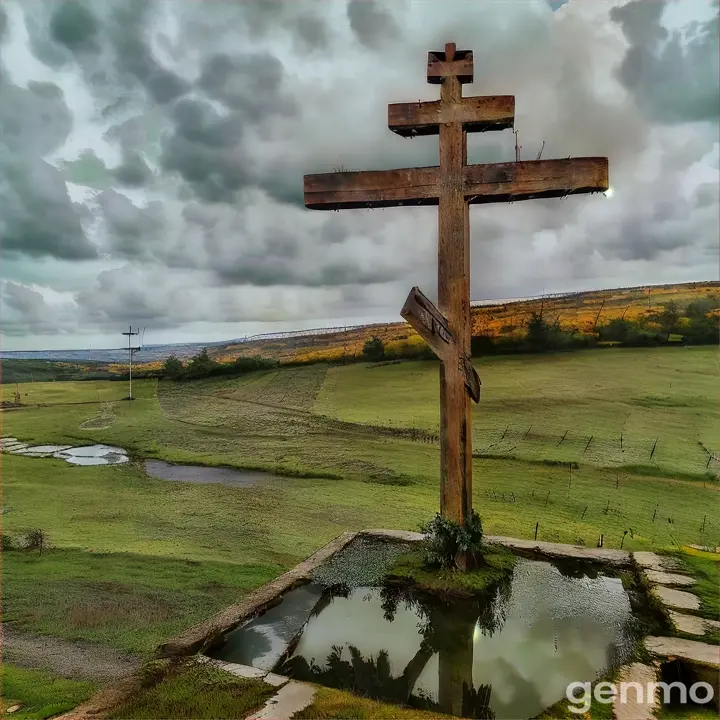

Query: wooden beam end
[427,49,473,84]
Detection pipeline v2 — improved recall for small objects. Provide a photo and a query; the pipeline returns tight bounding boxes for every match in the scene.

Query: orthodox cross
[304,43,608,553]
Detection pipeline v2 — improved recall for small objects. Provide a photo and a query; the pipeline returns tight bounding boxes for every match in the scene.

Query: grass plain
[1,345,719,717]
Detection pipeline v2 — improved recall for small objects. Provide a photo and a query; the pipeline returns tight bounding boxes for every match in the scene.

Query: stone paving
[612,663,659,720]
[630,550,719,717]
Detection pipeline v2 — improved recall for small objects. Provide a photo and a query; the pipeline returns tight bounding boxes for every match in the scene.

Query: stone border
[154,531,358,658]
[69,532,712,720]
[156,529,633,660]
[362,528,632,566]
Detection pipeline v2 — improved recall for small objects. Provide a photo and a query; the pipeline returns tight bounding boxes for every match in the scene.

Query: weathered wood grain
[304,166,439,209]
[388,95,514,137]
[400,286,453,355]
[427,43,474,84]
[464,157,609,203]
[304,158,608,209]
[437,71,473,540]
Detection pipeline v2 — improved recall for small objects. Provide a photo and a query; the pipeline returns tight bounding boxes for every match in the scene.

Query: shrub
[420,510,484,569]
[162,355,184,379]
[2,533,16,551]
[23,528,49,555]
[362,336,385,362]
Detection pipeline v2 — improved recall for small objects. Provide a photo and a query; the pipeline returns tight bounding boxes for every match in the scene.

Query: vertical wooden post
[437,44,472,535]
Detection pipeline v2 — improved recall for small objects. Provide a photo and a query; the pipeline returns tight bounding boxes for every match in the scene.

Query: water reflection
[209,584,324,670]
[274,559,633,719]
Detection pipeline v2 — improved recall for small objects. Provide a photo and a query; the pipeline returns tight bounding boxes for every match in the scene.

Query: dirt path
[1,624,143,682]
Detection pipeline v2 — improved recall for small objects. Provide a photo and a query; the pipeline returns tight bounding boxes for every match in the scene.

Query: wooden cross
[304,43,608,548]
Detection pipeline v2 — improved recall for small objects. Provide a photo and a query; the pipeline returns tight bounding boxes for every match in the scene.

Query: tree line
[161,348,278,380]
[362,296,719,361]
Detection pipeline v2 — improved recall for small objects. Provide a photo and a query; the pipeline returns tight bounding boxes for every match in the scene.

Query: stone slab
[668,610,720,637]
[645,569,696,587]
[200,655,290,687]
[155,531,358,658]
[612,662,658,720]
[264,672,290,688]
[633,552,682,573]
[651,585,701,611]
[360,529,423,542]
[669,610,707,636]
[486,535,632,566]
[246,680,316,720]
[204,658,266,679]
[644,636,720,668]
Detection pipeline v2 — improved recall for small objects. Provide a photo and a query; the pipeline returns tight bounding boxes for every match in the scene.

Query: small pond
[144,460,281,488]
[209,539,637,719]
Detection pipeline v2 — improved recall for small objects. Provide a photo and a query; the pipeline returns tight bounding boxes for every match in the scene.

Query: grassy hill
[3,281,716,383]
[2,344,718,713]
[211,280,719,364]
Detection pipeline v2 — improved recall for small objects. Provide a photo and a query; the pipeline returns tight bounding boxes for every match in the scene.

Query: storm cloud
[0,0,717,350]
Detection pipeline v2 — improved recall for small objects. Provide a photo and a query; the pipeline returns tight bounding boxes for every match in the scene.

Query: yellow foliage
[192,282,718,368]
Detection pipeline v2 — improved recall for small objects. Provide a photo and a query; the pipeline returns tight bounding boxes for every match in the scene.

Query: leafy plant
[2,532,16,551]
[23,528,49,555]
[420,510,484,569]
[362,336,385,362]
[162,355,184,379]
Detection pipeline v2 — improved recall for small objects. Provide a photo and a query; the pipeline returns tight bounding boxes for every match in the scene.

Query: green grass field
[2,346,719,717]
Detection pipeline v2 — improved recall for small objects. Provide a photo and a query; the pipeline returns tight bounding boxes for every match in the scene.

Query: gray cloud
[49,0,100,53]
[1,282,59,336]
[0,75,96,260]
[160,99,252,203]
[106,1,189,105]
[197,52,297,120]
[1,0,717,348]
[611,0,720,123]
[295,13,329,50]
[113,152,152,187]
[0,158,96,260]
[0,78,73,156]
[0,5,8,42]
[347,0,400,48]
[97,190,164,258]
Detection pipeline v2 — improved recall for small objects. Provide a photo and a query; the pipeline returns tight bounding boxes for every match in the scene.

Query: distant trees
[682,297,719,344]
[184,348,219,379]
[467,296,719,357]
[162,349,277,381]
[649,300,680,341]
[162,355,184,379]
[363,336,386,362]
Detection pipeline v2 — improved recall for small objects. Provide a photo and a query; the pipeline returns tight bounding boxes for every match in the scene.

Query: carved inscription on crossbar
[401,287,481,404]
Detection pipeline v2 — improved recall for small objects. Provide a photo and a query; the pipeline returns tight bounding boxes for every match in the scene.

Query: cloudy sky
[0,0,718,350]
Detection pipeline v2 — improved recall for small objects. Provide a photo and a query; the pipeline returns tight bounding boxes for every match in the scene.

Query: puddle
[0,438,129,466]
[55,445,129,465]
[210,541,637,720]
[18,445,71,455]
[144,460,281,488]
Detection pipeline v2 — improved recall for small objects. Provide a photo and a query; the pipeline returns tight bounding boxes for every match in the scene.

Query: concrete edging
[155,531,358,658]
